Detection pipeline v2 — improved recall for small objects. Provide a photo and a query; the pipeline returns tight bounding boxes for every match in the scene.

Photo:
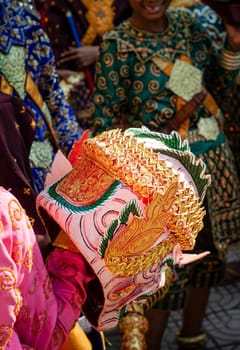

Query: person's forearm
[46,248,95,337]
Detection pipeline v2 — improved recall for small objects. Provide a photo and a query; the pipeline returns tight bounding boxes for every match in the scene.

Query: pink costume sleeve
[0,187,94,350]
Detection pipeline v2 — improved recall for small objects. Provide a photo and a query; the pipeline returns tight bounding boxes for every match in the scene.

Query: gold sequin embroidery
[0,267,16,290]
[0,326,13,349]
[8,198,23,230]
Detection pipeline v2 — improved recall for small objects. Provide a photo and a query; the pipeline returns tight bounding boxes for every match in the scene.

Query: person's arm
[195,4,240,110]
[0,187,94,350]
[59,46,100,70]
[30,24,82,153]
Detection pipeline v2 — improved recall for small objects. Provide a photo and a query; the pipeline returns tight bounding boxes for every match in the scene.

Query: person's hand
[202,2,240,51]
[59,46,100,69]
[225,23,240,52]
[57,69,79,80]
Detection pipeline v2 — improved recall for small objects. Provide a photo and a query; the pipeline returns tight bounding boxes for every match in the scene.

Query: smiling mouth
[142,1,165,13]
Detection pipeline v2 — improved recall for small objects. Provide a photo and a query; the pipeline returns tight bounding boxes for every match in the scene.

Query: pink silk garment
[0,186,94,349]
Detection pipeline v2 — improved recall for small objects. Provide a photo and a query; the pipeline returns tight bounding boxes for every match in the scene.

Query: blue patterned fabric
[0,1,82,193]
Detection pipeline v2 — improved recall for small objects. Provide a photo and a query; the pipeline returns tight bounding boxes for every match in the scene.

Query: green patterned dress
[92,8,240,252]
[91,8,240,305]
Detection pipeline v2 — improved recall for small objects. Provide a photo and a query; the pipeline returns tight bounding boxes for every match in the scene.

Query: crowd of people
[35,0,132,129]
[0,0,239,349]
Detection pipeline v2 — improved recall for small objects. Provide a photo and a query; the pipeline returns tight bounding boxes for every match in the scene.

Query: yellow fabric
[60,322,92,350]
[53,230,79,253]
[170,0,202,8]
[25,72,44,109]
[81,0,115,45]
[0,75,13,95]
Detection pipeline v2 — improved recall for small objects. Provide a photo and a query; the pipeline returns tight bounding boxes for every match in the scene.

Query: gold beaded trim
[104,185,205,276]
[106,235,176,276]
[81,129,205,277]
[83,129,197,201]
[52,129,206,278]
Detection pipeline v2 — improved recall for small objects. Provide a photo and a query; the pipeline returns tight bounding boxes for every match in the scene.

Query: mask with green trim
[37,126,210,331]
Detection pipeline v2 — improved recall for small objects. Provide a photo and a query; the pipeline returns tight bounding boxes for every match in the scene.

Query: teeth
[146,5,157,9]
[144,3,161,9]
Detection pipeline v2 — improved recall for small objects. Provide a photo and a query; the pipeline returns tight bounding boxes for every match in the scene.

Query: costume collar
[105,9,193,63]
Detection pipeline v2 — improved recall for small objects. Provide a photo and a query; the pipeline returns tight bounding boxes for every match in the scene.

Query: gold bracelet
[175,331,207,345]
[219,48,240,70]
[53,229,79,253]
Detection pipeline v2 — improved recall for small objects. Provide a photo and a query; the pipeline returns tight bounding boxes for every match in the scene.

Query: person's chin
[143,11,166,23]
[142,1,168,19]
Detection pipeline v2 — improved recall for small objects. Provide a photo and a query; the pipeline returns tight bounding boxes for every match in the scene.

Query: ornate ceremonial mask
[202,0,240,25]
[37,127,210,331]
